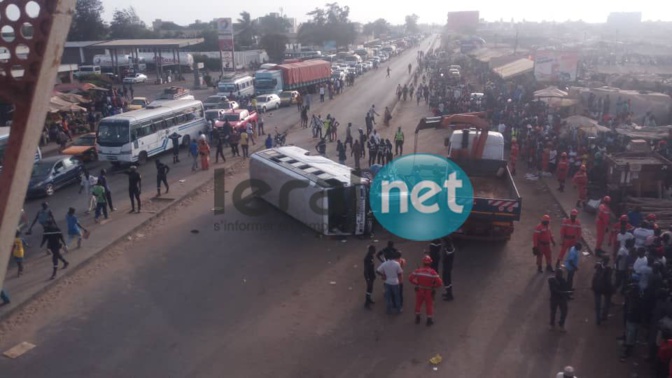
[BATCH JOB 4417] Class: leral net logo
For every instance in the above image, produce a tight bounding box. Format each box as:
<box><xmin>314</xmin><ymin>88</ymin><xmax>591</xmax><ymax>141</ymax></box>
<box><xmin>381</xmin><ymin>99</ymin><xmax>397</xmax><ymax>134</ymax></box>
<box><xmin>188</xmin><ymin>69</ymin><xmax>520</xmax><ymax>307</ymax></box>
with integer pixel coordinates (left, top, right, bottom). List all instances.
<box><xmin>369</xmin><ymin>154</ymin><xmax>474</xmax><ymax>241</ymax></box>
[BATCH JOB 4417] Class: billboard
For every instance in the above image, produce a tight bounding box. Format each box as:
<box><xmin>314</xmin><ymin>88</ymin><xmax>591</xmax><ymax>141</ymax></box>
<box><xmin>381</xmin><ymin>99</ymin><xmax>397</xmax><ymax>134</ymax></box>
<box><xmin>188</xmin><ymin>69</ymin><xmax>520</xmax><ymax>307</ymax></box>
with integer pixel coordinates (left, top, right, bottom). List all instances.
<box><xmin>534</xmin><ymin>51</ymin><xmax>579</xmax><ymax>82</ymax></box>
<box><xmin>217</xmin><ymin>18</ymin><xmax>234</xmax><ymax>70</ymax></box>
<box><xmin>447</xmin><ymin>11</ymin><xmax>479</xmax><ymax>32</ymax></box>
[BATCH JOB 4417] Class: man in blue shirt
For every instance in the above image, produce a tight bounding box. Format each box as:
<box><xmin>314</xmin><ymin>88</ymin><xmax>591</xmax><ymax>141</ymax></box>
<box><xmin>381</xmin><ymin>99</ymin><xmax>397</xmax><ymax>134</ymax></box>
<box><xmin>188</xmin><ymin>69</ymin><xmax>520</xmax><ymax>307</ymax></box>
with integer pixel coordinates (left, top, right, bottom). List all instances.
<box><xmin>66</xmin><ymin>207</ymin><xmax>88</xmax><ymax>249</ymax></box>
<box><xmin>628</xmin><ymin>207</ymin><xmax>643</xmax><ymax>228</ymax></box>
<box><xmin>564</xmin><ymin>243</ymin><xmax>582</xmax><ymax>291</ymax></box>
<box><xmin>189</xmin><ymin>139</ymin><xmax>199</xmax><ymax>171</ymax></box>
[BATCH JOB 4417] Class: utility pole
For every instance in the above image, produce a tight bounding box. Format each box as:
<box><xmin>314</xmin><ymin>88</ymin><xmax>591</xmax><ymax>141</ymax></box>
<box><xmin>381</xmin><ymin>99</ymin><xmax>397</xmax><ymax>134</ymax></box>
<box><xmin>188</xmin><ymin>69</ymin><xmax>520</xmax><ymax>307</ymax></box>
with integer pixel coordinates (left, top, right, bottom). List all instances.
<box><xmin>0</xmin><ymin>0</ymin><xmax>76</xmax><ymax>302</ymax></box>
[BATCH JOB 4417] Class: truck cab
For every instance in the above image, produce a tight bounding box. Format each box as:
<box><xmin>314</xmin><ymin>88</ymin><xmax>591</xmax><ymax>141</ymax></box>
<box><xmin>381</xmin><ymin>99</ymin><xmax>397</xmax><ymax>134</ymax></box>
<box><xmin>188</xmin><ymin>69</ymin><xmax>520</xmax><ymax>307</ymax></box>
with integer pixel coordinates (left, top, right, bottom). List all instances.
<box><xmin>447</xmin><ymin>130</ymin><xmax>505</xmax><ymax>160</ymax></box>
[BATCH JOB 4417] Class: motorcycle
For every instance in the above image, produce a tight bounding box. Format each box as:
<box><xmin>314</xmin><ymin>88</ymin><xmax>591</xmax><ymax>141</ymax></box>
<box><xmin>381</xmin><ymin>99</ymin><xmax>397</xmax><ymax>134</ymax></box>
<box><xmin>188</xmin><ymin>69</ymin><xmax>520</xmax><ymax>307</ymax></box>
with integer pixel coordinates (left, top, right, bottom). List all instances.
<box><xmin>273</xmin><ymin>130</ymin><xmax>287</xmax><ymax>147</ymax></box>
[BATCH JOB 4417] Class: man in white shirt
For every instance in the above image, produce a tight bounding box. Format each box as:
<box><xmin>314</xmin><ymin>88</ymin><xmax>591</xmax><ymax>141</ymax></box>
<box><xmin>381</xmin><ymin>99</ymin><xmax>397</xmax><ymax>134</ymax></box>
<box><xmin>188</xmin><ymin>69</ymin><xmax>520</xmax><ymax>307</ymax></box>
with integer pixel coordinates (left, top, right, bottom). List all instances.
<box><xmin>633</xmin><ymin>222</ymin><xmax>654</xmax><ymax>248</ymax></box>
<box><xmin>377</xmin><ymin>259</ymin><xmax>403</xmax><ymax>314</ymax></box>
<box><xmin>633</xmin><ymin>248</ymin><xmax>649</xmax><ymax>273</ymax></box>
<box><xmin>616</xmin><ymin>230</ymin><xmax>634</xmax><ymax>249</ymax></box>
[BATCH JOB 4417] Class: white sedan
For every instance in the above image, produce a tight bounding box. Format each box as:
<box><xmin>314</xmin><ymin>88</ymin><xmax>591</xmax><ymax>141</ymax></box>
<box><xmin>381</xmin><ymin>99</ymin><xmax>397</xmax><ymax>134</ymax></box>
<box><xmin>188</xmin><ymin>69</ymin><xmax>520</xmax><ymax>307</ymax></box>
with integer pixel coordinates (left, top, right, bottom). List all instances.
<box><xmin>255</xmin><ymin>94</ymin><xmax>281</xmax><ymax>112</ymax></box>
<box><xmin>123</xmin><ymin>73</ymin><xmax>148</xmax><ymax>84</ymax></box>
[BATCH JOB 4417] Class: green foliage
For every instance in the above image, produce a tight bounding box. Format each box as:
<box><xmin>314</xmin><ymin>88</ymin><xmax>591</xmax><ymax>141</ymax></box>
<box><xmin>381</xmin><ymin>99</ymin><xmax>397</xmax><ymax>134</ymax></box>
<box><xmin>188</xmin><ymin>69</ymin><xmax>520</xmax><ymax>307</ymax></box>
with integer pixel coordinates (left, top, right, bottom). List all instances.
<box><xmin>298</xmin><ymin>2</ymin><xmax>357</xmax><ymax>49</ymax></box>
<box><xmin>109</xmin><ymin>7</ymin><xmax>155</xmax><ymax>39</ymax></box>
<box><xmin>68</xmin><ymin>0</ymin><xmax>108</xmax><ymax>41</ymax></box>
<box><xmin>235</xmin><ymin>11</ymin><xmax>256</xmax><ymax>49</ymax></box>
<box><xmin>259</xmin><ymin>34</ymin><xmax>288</xmax><ymax>63</ymax></box>
<box><xmin>363</xmin><ymin>18</ymin><xmax>391</xmax><ymax>38</ymax></box>
<box><xmin>405</xmin><ymin>14</ymin><xmax>420</xmax><ymax>34</ymax></box>
<box><xmin>193</xmin><ymin>54</ymin><xmax>222</xmax><ymax>71</ymax></box>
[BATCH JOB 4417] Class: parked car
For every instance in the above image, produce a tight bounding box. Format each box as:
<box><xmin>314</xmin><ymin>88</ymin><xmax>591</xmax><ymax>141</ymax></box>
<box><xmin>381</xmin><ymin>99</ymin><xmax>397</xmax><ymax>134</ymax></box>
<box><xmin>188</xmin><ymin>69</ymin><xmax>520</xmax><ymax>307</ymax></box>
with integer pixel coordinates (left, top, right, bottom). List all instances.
<box><xmin>27</xmin><ymin>156</ymin><xmax>83</xmax><ymax>197</ymax></box>
<box><xmin>205</xmin><ymin>109</ymin><xmax>227</xmax><ymax>123</ymax></box>
<box><xmin>61</xmin><ymin>133</ymin><xmax>98</xmax><ymax>162</ymax></box>
<box><xmin>214</xmin><ymin>109</ymin><xmax>258</xmax><ymax>132</ymax></box>
<box><xmin>255</xmin><ymin>94</ymin><xmax>281</xmax><ymax>112</ymax></box>
<box><xmin>123</xmin><ymin>73</ymin><xmax>148</xmax><ymax>84</ymax></box>
<box><xmin>127</xmin><ymin>97</ymin><xmax>149</xmax><ymax>111</ymax></box>
<box><xmin>278</xmin><ymin>91</ymin><xmax>299</xmax><ymax>107</ymax></box>
<box><xmin>203</xmin><ymin>95</ymin><xmax>239</xmax><ymax>110</ymax></box>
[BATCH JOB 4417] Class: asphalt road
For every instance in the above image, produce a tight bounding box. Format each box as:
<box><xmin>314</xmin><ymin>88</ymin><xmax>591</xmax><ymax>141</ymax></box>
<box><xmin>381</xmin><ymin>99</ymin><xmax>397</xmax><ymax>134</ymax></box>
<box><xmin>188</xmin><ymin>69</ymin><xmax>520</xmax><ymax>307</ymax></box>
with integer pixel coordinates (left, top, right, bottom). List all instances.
<box><xmin>3</xmin><ymin>36</ymin><xmax>638</xmax><ymax>377</ymax></box>
<box><xmin>19</xmin><ymin>38</ymin><xmax>429</xmax><ymax>260</ymax></box>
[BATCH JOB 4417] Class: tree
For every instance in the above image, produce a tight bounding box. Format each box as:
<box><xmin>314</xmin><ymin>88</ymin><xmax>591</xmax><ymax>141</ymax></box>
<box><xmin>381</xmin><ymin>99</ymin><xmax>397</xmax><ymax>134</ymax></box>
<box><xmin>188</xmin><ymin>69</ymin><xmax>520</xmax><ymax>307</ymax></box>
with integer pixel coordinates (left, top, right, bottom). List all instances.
<box><xmin>109</xmin><ymin>7</ymin><xmax>154</xmax><ymax>39</ymax></box>
<box><xmin>235</xmin><ymin>11</ymin><xmax>256</xmax><ymax>49</ymax></box>
<box><xmin>257</xmin><ymin>13</ymin><xmax>291</xmax><ymax>35</ymax></box>
<box><xmin>298</xmin><ymin>3</ymin><xmax>356</xmax><ymax>49</ymax></box>
<box><xmin>363</xmin><ymin>18</ymin><xmax>391</xmax><ymax>38</ymax></box>
<box><xmin>259</xmin><ymin>34</ymin><xmax>288</xmax><ymax>63</ymax></box>
<box><xmin>405</xmin><ymin>14</ymin><xmax>420</xmax><ymax>34</ymax></box>
<box><xmin>68</xmin><ymin>0</ymin><xmax>108</xmax><ymax>41</ymax></box>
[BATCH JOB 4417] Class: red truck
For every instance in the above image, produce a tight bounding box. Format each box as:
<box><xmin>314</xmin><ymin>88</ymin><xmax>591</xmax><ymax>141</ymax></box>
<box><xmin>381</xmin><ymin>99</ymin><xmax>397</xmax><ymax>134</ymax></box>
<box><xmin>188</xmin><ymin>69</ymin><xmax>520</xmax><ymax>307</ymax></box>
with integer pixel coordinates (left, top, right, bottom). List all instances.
<box><xmin>272</xmin><ymin>60</ymin><xmax>332</xmax><ymax>91</ymax></box>
<box><xmin>214</xmin><ymin>109</ymin><xmax>258</xmax><ymax>131</ymax></box>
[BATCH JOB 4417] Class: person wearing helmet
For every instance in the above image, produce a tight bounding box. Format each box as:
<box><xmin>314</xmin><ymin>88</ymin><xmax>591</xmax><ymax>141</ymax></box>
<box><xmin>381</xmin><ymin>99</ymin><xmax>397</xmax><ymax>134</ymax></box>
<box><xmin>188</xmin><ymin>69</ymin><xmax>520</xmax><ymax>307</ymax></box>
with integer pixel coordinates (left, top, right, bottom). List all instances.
<box><xmin>409</xmin><ymin>255</ymin><xmax>443</xmax><ymax>326</ymax></box>
<box><xmin>645</xmin><ymin>213</ymin><xmax>659</xmax><ymax>231</ymax></box>
<box><xmin>572</xmin><ymin>165</ymin><xmax>588</xmax><ymax>208</ymax></box>
<box><xmin>558</xmin><ymin>209</ymin><xmax>582</xmax><ymax>268</ymax></box>
<box><xmin>595</xmin><ymin>196</ymin><xmax>612</xmax><ymax>253</ymax></box>
<box><xmin>556</xmin><ymin>152</ymin><xmax>570</xmax><ymax>192</ymax></box>
<box><xmin>534</xmin><ymin>215</ymin><xmax>557</xmax><ymax>273</ymax></box>
<box><xmin>508</xmin><ymin>137</ymin><xmax>519</xmax><ymax>175</ymax></box>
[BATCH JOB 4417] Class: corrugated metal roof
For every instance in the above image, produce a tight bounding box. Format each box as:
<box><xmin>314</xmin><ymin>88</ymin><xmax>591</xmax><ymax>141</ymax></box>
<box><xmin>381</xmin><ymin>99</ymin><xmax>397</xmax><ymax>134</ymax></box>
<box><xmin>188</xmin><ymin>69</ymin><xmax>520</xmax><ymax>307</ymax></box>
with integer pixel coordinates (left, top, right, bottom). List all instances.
<box><xmin>65</xmin><ymin>41</ymin><xmax>103</xmax><ymax>48</ymax></box>
<box><xmin>92</xmin><ymin>39</ymin><xmax>204</xmax><ymax>48</ymax></box>
<box><xmin>470</xmin><ymin>48</ymin><xmax>514</xmax><ymax>63</ymax></box>
<box><xmin>492</xmin><ymin>58</ymin><xmax>534</xmax><ymax>79</ymax></box>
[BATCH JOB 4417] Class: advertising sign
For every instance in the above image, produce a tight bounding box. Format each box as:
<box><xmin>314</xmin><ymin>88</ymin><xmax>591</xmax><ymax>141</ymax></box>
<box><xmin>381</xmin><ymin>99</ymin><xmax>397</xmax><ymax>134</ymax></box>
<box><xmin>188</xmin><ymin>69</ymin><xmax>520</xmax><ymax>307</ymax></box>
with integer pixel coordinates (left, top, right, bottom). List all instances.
<box><xmin>534</xmin><ymin>51</ymin><xmax>579</xmax><ymax>82</ymax></box>
<box><xmin>217</xmin><ymin>18</ymin><xmax>233</xmax><ymax>35</ymax></box>
<box><xmin>218</xmin><ymin>37</ymin><xmax>234</xmax><ymax>51</ymax></box>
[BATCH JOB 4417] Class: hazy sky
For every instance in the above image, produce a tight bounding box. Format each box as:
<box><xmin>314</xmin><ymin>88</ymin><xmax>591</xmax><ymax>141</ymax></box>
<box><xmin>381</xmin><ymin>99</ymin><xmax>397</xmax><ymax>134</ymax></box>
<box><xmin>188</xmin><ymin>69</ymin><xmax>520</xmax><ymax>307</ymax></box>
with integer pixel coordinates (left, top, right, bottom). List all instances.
<box><xmin>100</xmin><ymin>0</ymin><xmax>668</xmax><ymax>27</ymax></box>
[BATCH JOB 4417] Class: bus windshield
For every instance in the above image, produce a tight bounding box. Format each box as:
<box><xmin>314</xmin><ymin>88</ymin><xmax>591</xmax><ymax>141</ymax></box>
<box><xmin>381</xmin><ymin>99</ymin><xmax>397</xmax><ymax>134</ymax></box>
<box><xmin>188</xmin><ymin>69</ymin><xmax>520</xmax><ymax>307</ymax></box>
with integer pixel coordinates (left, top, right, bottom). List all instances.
<box><xmin>219</xmin><ymin>84</ymin><xmax>236</xmax><ymax>93</ymax></box>
<box><xmin>254</xmin><ymin>79</ymin><xmax>274</xmax><ymax>89</ymax></box>
<box><xmin>97</xmin><ymin>120</ymin><xmax>130</xmax><ymax>146</ymax></box>
<box><xmin>223</xmin><ymin>114</ymin><xmax>240</xmax><ymax>122</ymax></box>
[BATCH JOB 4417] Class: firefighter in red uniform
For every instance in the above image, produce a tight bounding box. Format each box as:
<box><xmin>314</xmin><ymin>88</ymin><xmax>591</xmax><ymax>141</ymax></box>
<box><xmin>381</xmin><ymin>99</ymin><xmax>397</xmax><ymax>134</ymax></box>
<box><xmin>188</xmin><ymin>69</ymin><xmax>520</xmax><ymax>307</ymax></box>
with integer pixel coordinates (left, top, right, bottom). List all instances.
<box><xmin>409</xmin><ymin>255</ymin><xmax>443</xmax><ymax>326</ymax></box>
<box><xmin>572</xmin><ymin>165</ymin><xmax>588</xmax><ymax>208</ymax></box>
<box><xmin>557</xmin><ymin>209</ymin><xmax>582</xmax><ymax>268</ymax></box>
<box><xmin>556</xmin><ymin>152</ymin><xmax>569</xmax><ymax>192</ymax></box>
<box><xmin>509</xmin><ymin>137</ymin><xmax>519</xmax><ymax>175</ymax></box>
<box><xmin>646</xmin><ymin>213</ymin><xmax>659</xmax><ymax>231</ymax></box>
<box><xmin>595</xmin><ymin>196</ymin><xmax>611</xmax><ymax>253</ymax></box>
<box><xmin>533</xmin><ymin>215</ymin><xmax>556</xmax><ymax>273</ymax></box>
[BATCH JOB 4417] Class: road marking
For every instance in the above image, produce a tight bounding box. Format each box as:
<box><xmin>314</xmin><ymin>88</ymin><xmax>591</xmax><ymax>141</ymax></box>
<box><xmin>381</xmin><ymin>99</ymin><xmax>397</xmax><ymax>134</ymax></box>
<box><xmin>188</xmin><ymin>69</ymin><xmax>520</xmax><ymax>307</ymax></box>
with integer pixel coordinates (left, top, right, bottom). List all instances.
<box><xmin>3</xmin><ymin>342</ymin><xmax>36</xmax><ymax>359</ymax></box>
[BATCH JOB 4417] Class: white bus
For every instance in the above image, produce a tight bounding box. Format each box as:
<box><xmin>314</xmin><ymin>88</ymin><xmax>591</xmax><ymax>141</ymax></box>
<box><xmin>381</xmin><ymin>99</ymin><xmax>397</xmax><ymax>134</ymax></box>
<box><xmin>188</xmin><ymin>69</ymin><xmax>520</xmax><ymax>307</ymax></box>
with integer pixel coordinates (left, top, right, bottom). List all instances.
<box><xmin>217</xmin><ymin>75</ymin><xmax>255</xmax><ymax>98</ymax></box>
<box><xmin>0</xmin><ymin>126</ymin><xmax>41</xmax><ymax>172</ymax></box>
<box><xmin>96</xmin><ymin>100</ymin><xmax>207</xmax><ymax>165</ymax></box>
<box><xmin>249</xmin><ymin>146</ymin><xmax>371</xmax><ymax>236</ymax></box>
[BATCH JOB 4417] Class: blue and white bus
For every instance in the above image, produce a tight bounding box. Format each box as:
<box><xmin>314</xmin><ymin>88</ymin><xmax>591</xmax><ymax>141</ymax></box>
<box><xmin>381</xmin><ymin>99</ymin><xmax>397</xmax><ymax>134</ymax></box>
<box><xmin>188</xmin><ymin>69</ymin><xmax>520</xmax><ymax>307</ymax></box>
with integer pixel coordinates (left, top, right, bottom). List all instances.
<box><xmin>96</xmin><ymin>100</ymin><xmax>207</xmax><ymax>165</ymax></box>
<box><xmin>0</xmin><ymin>126</ymin><xmax>41</xmax><ymax>172</ymax></box>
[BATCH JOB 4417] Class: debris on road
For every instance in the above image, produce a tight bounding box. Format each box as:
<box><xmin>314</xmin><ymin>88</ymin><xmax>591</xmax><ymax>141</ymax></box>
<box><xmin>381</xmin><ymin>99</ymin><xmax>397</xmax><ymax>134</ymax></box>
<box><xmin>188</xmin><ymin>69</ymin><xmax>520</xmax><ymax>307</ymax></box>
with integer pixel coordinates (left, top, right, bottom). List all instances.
<box><xmin>3</xmin><ymin>341</ymin><xmax>36</xmax><ymax>358</ymax></box>
<box><xmin>429</xmin><ymin>354</ymin><xmax>442</xmax><ymax>365</ymax></box>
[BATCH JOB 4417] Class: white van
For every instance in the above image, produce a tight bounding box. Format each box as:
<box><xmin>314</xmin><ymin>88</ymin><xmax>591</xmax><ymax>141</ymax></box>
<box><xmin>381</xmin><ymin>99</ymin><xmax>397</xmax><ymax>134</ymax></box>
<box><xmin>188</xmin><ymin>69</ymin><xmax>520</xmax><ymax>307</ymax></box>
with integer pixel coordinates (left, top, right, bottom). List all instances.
<box><xmin>447</xmin><ymin>130</ymin><xmax>505</xmax><ymax>160</ymax></box>
<box><xmin>74</xmin><ymin>65</ymin><xmax>101</xmax><ymax>78</ymax></box>
<box><xmin>218</xmin><ymin>75</ymin><xmax>255</xmax><ymax>98</ymax></box>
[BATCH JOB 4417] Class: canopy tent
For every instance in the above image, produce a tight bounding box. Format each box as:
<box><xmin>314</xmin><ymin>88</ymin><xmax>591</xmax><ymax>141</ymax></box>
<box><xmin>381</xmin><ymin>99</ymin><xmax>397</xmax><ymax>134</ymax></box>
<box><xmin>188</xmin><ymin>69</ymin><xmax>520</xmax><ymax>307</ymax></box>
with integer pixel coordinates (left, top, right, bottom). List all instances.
<box><xmin>534</xmin><ymin>86</ymin><xmax>568</xmax><ymax>98</ymax></box>
<box><xmin>562</xmin><ymin>115</ymin><xmax>610</xmax><ymax>136</ymax></box>
<box><xmin>539</xmin><ymin>97</ymin><xmax>578</xmax><ymax>108</ymax></box>
<box><xmin>53</xmin><ymin>91</ymin><xmax>90</xmax><ymax>104</ymax></box>
<box><xmin>54</xmin><ymin>82</ymin><xmax>107</xmax><ymax>93</ymax></box>
<box><xmin>491</xmin><ymin>58</ymin><xmax>534</xmax><ymax>80</ymax></box>
<box><xmin>615</xmin><ymin>125</ymin><xmax>672</xmax><ymax>141</ymax></box>
<box><xmin>48</xmin><ymin>96</ymin><xmax>87</xmax><ymax>113</ymax></box>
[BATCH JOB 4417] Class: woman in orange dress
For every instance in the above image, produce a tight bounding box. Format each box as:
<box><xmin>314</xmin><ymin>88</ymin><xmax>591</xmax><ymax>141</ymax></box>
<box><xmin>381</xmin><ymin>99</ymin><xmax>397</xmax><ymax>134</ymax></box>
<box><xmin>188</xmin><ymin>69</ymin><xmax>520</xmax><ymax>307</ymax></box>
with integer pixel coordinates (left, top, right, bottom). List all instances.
<box><xmin>198</xmin><ymin>136</ymin><xmax>211</xmax><ymax>170</ymax></box>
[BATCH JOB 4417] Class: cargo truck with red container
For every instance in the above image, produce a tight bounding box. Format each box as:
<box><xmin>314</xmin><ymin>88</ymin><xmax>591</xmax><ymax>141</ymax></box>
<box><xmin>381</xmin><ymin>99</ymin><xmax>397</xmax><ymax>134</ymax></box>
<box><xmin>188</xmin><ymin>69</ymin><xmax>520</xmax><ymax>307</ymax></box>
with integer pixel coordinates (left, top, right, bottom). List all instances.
<box><xmin>254</xmin><ymin>60</ymin><xmax>332</xmax><ymax>96</ymax></box>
